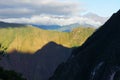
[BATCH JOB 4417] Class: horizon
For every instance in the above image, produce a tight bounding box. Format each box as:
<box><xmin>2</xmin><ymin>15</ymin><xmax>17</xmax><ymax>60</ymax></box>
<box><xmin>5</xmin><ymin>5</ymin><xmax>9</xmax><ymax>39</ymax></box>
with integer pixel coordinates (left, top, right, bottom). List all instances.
<box><xmin>0</xmin><ymin>0</ymin><xmax>119</xmax><ymax>27</ymax></box>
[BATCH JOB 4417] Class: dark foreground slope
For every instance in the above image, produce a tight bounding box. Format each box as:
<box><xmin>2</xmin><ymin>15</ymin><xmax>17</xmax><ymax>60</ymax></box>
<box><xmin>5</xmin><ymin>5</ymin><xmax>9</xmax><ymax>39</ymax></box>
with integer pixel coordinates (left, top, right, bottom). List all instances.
<box><xmin>49</xmin><ymin>10</ymin><xmax>120</xmax><ymax>80</ymax></box>
<box><xmin>0</xmin><ymin>42</ymin><xmax>72</xmax><ymax>80</ymax></box>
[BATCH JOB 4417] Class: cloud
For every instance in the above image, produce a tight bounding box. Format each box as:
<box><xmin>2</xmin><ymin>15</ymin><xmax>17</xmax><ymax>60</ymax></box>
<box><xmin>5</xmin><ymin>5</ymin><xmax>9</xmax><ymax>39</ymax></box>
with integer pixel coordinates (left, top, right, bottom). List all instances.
<box><xmin>0</xmin><ymin>14</ymin><xmax>103</xmax><ymax>27</ymax></box>
<box><xmin>0</xmin><ymin>0</ymin><xmax>108</xmax><ymax>27</ymax></box>
<box><xmin>0</xmin><ymin>8</ymin><xmax>33</xmax><ymax>18</ymax></box>
<box><xmin>0</xmin><ymin>0</ymin><xmax>83</xmax><ymax>18</ymax></box>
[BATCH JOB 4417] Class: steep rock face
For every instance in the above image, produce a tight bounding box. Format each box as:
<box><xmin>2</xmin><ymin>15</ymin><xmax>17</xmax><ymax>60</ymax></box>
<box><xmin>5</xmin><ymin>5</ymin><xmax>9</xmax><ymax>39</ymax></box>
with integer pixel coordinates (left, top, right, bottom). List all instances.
<box><xmin>0</xmin><ymin>42</ymin><xmax>72</xmax><ymax>80</ymax></box>
<box><xmin>49</xmin><ymin>10</ymin><xmax>120</xmax><ymax>80</ymax></box>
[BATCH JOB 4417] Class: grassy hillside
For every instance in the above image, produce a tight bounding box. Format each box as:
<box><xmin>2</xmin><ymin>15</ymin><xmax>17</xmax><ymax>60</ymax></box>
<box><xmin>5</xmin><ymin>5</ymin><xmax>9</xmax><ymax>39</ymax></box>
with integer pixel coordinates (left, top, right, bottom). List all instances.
<box><xmin>0</xmin><ymin>25</ymin><xmax>94</xmax><ymax>53</ymax></box>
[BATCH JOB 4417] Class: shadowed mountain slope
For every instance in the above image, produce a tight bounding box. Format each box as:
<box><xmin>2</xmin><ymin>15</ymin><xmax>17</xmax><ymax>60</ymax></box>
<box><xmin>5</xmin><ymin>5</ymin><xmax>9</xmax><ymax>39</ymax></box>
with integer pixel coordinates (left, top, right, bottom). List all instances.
<box><xmin>0</xmin><ymin>42</ymin><xmax>72</xmax><ymax>80</ymax></box>
<box><xmin>49</xmin><ymin>10</ymin><xmax>120</xmax><ymax>80</ymax></box>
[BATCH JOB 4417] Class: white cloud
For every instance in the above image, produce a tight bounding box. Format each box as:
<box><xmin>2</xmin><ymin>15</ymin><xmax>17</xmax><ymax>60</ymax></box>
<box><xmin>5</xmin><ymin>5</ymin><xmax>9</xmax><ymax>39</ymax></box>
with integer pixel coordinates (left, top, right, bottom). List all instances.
<box><xmin>0</xmin><ymin>15</ymin><xmax>103</xmax><ymax>27</ymax></box>
<box><xmin>0</xmin><ymin>8</ymin><xmax>33</xmax><ymax>14</ymax></box>
<box><xmin>0</xmin><ymin>0</ymin><xmax>82</xmax><ymax>18</ymax></box>
<box><xmin>0</xmin><ymin>0</ymin><xmax>107</xmax><ymax>27</ymax></box>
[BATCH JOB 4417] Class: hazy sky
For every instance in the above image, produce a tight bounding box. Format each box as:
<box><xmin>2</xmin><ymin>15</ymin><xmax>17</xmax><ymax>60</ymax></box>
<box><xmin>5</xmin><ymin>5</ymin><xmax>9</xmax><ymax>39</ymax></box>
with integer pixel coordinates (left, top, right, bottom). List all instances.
<box><xmin>0</xmin><ymin>0</ymin><xmax>119</xmax><ymax>27</ymax></box>
<box><xmin>78</xmin><ymin>0</ymin><xmax>120</xmax><ymax>17</ymax></box>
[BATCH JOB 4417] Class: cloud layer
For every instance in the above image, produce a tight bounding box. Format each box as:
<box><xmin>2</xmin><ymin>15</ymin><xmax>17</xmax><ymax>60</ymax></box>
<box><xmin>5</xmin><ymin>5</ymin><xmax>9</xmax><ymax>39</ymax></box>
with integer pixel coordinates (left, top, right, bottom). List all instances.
<box><xmin>0</xmin><ymin>15</ymin><xmax>106</xmax><ymax>27</ymax></box>
<box><xmin>0</xmin><ymin>0</ymin><xmax>82</xmax><ymax>18</ymax></box>
<box><xmin>0</xmin><ymin>0</ymin><xmax>108</xmax><ymax>27</ymax></box>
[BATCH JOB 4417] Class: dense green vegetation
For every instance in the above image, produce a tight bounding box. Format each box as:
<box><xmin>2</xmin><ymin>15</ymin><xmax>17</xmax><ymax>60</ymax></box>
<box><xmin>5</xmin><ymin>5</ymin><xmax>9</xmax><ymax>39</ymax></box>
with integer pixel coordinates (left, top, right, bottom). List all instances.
<box><xmin>0</xmin><ymin>25</ymin><xmax>94</xmax><ymax>53</ymax></box>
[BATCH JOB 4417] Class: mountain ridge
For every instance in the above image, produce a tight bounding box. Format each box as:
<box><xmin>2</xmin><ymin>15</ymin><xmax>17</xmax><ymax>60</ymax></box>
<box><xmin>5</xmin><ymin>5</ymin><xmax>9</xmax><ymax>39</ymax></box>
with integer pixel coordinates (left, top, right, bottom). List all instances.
<box><xmin>32</xmin><ymin>23</ymin><xmax>94</xmax><ymax>32</ymax></box>
<box><xmin>0</xmin><ymin>21</ymin><xmax>26</xmax><ymax>28</ymax></box>
<box><xmin>0</xmin><ymin>42</ymin><xmax>72</xmax><ymax>80</ymax></box>
<box><xmin>49</xmin><ymin>10</ymin><xmax>120</xmax><ymax>80</ymax></box>
<box><xmin>0</xmin><ymin>23</ymin><xmax>94</xmax><ymax>53</ymax></box>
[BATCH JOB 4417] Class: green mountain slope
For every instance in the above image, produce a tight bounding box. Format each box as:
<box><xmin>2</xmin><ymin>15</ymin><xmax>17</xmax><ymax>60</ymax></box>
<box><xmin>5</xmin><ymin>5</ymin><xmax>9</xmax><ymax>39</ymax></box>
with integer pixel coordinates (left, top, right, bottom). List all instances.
<box><xmin>0</xmin><ymin>25</ymin><xmax>94</xmax><ymax>53</ymax></box>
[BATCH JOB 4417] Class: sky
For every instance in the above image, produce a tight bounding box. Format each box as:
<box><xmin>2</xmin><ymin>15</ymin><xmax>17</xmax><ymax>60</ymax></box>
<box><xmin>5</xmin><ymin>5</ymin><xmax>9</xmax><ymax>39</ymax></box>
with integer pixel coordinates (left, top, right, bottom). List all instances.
<box><xmin>0</xmin><ymin>0</ymin><xmax>119</xmax><ymax>27</ymax></box>
<box><xmin>78</xmin><ymin>0</ymin><xmax>120</xmax><ymax>17</ymax></box>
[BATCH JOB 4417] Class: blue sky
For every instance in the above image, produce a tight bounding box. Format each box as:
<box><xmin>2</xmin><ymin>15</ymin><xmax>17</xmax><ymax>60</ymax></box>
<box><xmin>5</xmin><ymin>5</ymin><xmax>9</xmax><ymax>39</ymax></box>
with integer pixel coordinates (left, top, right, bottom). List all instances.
<box><xmin>77</xmin><ymin>0</ymin><xmax>120</xmax><ymax>17</ymax></box>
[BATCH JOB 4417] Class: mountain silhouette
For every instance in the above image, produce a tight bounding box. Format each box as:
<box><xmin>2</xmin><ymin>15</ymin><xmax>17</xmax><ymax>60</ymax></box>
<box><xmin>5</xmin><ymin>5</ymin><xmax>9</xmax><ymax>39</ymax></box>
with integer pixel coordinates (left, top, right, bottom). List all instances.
<box><xmin>49</xmin><ymin>10</ymin><xmax>120</xmax><ymax>80</ymax></box>
<box><xmin>0</xmin><ymin>42</ymin><xmax>72</xmax><ymax>80</ymax></box>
